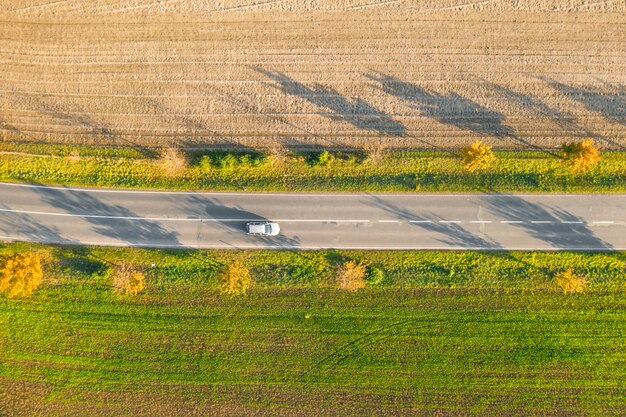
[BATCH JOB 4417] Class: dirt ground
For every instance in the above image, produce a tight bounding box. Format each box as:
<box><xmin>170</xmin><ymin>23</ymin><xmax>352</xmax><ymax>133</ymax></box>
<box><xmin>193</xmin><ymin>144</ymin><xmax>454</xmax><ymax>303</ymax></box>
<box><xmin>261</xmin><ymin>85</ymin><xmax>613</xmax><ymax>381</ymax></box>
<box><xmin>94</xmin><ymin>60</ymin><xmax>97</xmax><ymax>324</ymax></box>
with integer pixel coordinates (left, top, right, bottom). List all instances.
<box><xmin>1</xmin><ymin>1</ymin><xmax>625</xmax><ymax>150</ymax></box>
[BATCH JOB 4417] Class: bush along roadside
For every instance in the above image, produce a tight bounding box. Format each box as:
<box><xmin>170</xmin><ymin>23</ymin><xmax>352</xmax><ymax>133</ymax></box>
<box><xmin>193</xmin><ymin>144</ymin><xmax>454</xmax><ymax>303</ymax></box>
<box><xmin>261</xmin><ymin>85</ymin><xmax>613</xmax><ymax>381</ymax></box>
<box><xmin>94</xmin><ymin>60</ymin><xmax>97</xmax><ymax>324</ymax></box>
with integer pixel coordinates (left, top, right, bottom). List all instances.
<box><xmin>2</xmin><ymin>244</ymin><xmax>625</xmax><ymax>298</ymax></box>
<box><xmin>1</xmin><ymin>142</ymin><xmax>626</xmax><ymax>192</ymax></box>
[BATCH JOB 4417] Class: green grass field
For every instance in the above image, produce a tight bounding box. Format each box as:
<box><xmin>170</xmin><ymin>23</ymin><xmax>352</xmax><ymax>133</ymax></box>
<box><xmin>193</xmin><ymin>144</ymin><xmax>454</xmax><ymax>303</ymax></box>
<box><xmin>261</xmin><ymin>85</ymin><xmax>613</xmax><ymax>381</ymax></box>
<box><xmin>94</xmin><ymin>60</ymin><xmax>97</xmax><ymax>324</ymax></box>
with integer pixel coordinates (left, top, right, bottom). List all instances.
<box><xmin>1</xmin><ymin>244</ymin><xmax>625</xmax><ymax>415</ymax></box>
<box><xmin>2</xmin><ymin>143</ymin><xmax>626</xmax><ymax>192</ymax></box>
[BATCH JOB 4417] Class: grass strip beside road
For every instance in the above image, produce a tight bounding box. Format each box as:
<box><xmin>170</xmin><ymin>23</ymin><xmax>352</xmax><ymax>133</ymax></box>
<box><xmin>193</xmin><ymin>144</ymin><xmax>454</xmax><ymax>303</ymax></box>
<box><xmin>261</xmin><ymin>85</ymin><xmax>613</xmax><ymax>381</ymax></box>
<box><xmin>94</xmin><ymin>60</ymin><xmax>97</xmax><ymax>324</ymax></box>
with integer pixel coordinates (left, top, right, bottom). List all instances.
<box><xmin>1</xmin><ymin>243</ymin><xmax>625</xmax><ymax>415</ymax></box>
<box><xmin>2</xmin><ymin>144</ymin><xmax>626</xmax><ymax>192</ymax></box>
<box><xmin>3</xmin><ymin>243</ymin><xmax>626</xmax><ymax>291</ymax></box>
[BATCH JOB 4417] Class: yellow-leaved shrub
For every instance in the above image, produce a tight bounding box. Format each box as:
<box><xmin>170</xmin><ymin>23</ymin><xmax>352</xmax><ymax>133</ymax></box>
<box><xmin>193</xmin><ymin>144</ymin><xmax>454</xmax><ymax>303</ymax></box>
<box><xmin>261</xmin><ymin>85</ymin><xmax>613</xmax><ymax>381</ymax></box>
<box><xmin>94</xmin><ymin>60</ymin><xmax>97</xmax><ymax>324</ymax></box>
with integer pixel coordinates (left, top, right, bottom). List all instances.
<box><xmin>561</xmin><ymin>139</ymin><xmax>601</xmax><ymax>172</ymax></box>
<box><xmin>220</xmin><ymin>261</ymin><xmax>252</xmax><ymax>296</ymax></box>
<box><xmin>555</xmin><ymin>270</ymin><xmax>587</xmax><ymax>294</ymax></box>
<box><xmin>0</xmin><ymin>253</ymin><xmax>43</xmax><ymax>298</ymax></box>
<box><xmin>461</xmin><ymin>140</ymin><xmax>496</xmax><ymax>172</ymax></box>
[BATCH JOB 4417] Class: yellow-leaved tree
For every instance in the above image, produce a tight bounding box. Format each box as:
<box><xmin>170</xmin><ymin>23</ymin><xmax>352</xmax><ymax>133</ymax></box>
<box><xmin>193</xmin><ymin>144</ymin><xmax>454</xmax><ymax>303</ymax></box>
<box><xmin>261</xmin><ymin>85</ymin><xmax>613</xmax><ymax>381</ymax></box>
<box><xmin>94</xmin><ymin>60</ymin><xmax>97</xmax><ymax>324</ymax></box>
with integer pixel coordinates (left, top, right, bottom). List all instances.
<box><xmin>461</xmin><ymin>140</ymin><xmax>496</xmax><ymax>172</ymax></box>
<box><xmin>561</xmin><ymin>139</ymin><xmax>601</xmax><ymax>172</ymax></box>
<box><xmin>220</xmin><ymin>260</ymin><xmax>252</xmax><ymax>296</ymax></box>
<box><xmin>112</xmin><ymin>263</ymin><xmax>145</xmax><ymax>296</ymax></box>
<box><xmin>0</xmin><ymin>253</ymin><xmax>43</xmax><ymax>298</ymax></box>
<box><xmin>337</xmin><ymin>260</ymin><xmax>367</xmax><ymax>292</ymax></box>
<box><xmin>555</xmin><ymin>270</ymin><xmax>587</xmax><ymax>294</ymax></box>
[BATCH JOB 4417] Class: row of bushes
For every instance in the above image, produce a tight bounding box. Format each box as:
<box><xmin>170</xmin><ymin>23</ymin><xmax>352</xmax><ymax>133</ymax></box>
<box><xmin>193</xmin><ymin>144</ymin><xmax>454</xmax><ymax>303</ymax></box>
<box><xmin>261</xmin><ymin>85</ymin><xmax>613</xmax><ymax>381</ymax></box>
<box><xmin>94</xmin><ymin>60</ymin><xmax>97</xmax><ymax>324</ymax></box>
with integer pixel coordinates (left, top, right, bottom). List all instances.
<box><xmin>462</xmin><ymin>139</ymin><xmax>601</xmax><ymax>173</ymax></box>
<box><xmin>0</xmin><ymin>252</ymin><xmax>384</xmax><ymax>298</ymax></box>
<box><xmin>2</xmin><ymin>140</ymin><xmax>622</xmax><ymax>192</ymax></box>
<box><xmin>1</xmin><ymin>249</ymin><xmax>608</xmax><ymax>300</ymax></box>
<box><xmin>162</xmin><ymin>148</ymin><xmax>365</xmax><ymax>174</ymax></box>
<box><xmin>161</xmin><ymin>139</ymin><xmax>602</xmax><ymax>175</ymax></box>
<box><xmin>26</xmin><ymin>138</ymin><xmax>599</xmax><ymax>173</ymax></box>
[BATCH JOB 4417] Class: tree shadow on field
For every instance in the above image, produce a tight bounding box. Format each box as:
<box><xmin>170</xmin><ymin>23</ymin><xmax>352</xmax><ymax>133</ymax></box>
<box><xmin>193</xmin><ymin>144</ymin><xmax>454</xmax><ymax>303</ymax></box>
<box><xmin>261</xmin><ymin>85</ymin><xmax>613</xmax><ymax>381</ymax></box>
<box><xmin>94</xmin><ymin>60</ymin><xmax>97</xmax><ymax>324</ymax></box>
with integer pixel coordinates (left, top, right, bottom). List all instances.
<box><xmin>139</xmin><ymin>97</ymin><xmax>238</xmax><ymax>148</ymax></box>
<box><xmin>2</xmin><ymin>86</ymin><xmax>156</xmax><ymax>157</ymax></box>
<box><xmin>478</xmin><ymin>79</ymin><xmax>617</xmax><ymax>151</ymax></box>
<box><xmin>484</xmin><ymin>194</ymin><xmax>613</xmax><ymax>250</ymax></box>
<box><xmin>146</xmin><ymin>82</ymin><xmax>350</xmax><ymax>150</ymax></box>
<box><xmin>7</xmin><ymin>88</ymin><xmax>113</xmax><ymax>138</ymax></box>
<box><xmin>537</xmin><ymin>77</ymin><xmax>626</xmax><ymax>148</ymax></box>
<box><xmin>56</xmin><ymin>246</ymin><xmax>108</xmax><ymax>277</ymax></box>
<box><xmin>0</xmin><ymin>116</ymin><xmax>26</xmax><ymax>140</ymax></box>
<box><xmin>196</xmin><ymin>83</ymin><xmax>349</xmax><ymax>149</ymax></box>
<box><xmin>31</xmin><ymin>185</ymin><xmax>182</xmax><ymax>247</ymax></box>
<box><xmin>254</xmin><ymin>67</ymin><xmax>406</xmax><ymax>138</ymax></box>
<box><xmin>367</xmin><ymin>196</ymin><xmax>502</xmax><ymax>249</ymax></box>
<box><xmin>365</xmin><ymin>70</ymin><xmax>546</xmax><ymax>151</ymax></box>
<box><xmin>174</xmin><ymin>194</ymin><xmax>301</xmax><ymax>249</ymax></box>
<box><xmin>540</xmin><ymin>77</ymin><xmax>626</xmax><ymax>126</ymax></box>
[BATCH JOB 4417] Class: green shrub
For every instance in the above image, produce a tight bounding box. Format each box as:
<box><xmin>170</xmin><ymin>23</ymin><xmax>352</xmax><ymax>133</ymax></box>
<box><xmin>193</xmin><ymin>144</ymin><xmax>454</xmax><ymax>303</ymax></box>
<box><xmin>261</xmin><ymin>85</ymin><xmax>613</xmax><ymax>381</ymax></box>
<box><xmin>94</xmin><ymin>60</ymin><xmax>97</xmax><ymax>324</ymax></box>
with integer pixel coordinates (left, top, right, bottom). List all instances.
<box><xmin>198</xmin><ymin>155</ymin><xmax>213</xmax><ymax>172</ymax></box>
<box><xmin>312</xmin><ymin>150</ymin><xmax>334</xmax><ymax>167</ymax></box>
<box><xmin>242</xmin><ymin>152</ymin><xmax>268</xmax><ymax>167</ymax></box>
<box><xmin>219</xmin><ymin>154</ymin><xmax>238</xmax><ymax>170</ymax></box>
<box><xmin>291</xmin><ymin>252</ymin><xmax>330</xmax><ymax>285</ymax></box>
<box><xmin>365</xmin><ymin>266</ymin><xmax>385</xmax><ymax>285</ymax></box>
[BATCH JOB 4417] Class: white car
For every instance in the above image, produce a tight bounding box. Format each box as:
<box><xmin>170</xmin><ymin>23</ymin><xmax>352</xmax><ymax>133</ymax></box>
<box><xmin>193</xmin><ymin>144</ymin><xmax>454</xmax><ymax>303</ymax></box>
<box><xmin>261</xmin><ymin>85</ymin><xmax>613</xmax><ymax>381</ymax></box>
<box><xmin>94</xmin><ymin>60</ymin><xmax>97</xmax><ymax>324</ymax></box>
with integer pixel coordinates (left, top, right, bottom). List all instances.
<box><xmin>246</xmin><ymin>222</ymin><xmax>280</xmax><ymax>236</ymax></box>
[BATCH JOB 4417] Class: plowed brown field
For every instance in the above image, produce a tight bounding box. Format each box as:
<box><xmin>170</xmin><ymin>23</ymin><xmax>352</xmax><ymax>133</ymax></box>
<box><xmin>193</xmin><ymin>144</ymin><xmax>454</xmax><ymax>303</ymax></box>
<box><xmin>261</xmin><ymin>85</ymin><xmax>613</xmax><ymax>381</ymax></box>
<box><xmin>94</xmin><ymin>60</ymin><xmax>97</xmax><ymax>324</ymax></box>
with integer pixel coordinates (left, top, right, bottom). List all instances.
<box><xmin>1</xmin><ymin>1</ymin><xmax>625</xmax><ymax>149</ymax></box>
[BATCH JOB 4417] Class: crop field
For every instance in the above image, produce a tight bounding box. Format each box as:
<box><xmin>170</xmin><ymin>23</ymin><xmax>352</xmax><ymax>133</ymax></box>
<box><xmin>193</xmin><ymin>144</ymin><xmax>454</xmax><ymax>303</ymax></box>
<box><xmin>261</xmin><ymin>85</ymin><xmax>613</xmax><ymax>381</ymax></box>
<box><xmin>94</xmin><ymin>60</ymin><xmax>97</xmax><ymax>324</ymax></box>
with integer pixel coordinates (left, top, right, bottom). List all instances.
<box><xmin>1</xmin><ymin>1</ymin><xmax>625</xmax><ymax>150</ymax></box>
<box><xmin>1</xmin><ymin>244</ymin><xmax>626</xmax><ymax>415</ymax></box>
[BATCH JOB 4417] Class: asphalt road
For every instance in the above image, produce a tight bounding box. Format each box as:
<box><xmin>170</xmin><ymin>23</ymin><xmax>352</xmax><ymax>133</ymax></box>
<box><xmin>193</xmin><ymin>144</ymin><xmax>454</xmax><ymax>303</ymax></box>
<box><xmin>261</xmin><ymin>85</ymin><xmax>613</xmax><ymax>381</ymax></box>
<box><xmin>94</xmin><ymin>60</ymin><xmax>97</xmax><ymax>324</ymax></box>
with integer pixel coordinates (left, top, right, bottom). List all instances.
<box><xmin>1</xmin><ymin>182</ymin><xmax>625</xmax><ymax>250</ymax></box>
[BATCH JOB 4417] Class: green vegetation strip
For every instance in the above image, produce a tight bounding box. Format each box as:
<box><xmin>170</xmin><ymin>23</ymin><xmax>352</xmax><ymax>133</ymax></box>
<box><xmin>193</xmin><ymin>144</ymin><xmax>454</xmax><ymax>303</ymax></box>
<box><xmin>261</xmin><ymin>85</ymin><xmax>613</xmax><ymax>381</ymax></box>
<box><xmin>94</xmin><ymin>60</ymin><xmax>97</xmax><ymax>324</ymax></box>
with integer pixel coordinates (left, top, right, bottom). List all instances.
<box><xmin>1</xmin><ymin>243</ymin><xmax>625</xmax><ymax>415</ymax></box>
<box><xmin>2</xmin><ymin>143</ymin><xmax>626</xmax><ymax>192</ymax></box>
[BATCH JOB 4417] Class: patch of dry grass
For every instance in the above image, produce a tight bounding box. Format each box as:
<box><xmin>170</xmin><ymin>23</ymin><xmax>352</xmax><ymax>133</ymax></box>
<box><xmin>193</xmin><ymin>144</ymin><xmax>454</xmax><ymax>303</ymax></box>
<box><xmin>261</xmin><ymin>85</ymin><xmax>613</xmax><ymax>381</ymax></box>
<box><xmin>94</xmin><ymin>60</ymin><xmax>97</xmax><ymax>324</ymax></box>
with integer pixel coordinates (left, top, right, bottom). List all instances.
<box><xmin>111</xmin><ymin>263</ymin><xmax>145</xmax><ymax>296</ymax></box>
<box><xmin>159</xmin><ymin>148</ymin><xmax>189</xmax><ymax>177</ymax></box>
<box><xmin>364</xmin><ymin>143</ymin><xmax>387</xmax><ymax>165</ymax></box>
<box><xmin>66</xmin><ymin>149</ymin><xmax>81</xmax><ymax>164</ymax></box>
<box><xmin>336</xmin><ymin>260</ymin><xmax>367</xmax><ymax>292</ymax></box>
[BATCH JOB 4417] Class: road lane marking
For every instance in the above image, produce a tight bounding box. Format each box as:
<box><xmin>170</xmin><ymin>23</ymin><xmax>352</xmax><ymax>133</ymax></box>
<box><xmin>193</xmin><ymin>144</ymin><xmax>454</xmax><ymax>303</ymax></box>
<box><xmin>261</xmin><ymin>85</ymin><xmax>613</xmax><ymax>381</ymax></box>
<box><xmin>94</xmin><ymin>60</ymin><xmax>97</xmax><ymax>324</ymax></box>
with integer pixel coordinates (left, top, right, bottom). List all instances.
<box><xmin>0</xmin><ymin>207</ymin><xmax>252</xmax><ymax>221</ymax></box>
<box><xmin>0</xmin><ymin>208</ymin><xmax>620</xmax><ymax>228</ymax></box>
<box><xmin>0</xmin><ymin>207</ymin><xmax>197</xmax><ymax>221</ymax></box>
<box><xmin>0</xmin><ymin>207</ymin><xmax>370</xmax><ymax>223</ymax></box>
<box><xmin>274</xmin><ymin>219</ymin><xmax>370</xmax><ymax>223</ymax></box>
